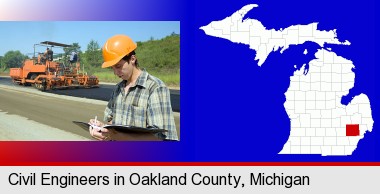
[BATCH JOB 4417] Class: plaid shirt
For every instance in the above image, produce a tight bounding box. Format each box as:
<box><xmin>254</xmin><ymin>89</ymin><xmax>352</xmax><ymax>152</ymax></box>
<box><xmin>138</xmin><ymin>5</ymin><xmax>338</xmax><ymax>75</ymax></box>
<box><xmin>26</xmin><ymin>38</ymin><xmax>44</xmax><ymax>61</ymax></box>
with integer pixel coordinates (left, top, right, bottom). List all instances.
<box><xmin>104</xmin><ymin>70</ymin><xmax>178</xmax><ymax>140</ymax></box>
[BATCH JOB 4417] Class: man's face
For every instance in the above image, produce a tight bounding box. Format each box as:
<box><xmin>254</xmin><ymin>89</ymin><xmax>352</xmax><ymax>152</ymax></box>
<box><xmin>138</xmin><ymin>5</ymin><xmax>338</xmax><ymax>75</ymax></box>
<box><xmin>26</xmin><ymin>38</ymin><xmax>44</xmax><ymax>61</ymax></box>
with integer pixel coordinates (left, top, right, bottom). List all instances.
<box><xmin>111</xmin><ymin>59</ymin><xmax>133</xmax><ymax>81</ymax></box>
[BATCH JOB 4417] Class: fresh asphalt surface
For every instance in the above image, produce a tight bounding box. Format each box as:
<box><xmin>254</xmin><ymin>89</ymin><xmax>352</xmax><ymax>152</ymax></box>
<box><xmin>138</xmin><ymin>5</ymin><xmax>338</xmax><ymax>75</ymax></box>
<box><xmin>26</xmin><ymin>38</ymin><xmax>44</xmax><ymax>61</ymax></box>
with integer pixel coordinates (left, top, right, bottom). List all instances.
<box><xmin>0</xmin><ymin>76</ymin><xmax>180</xmax><ymax>112</ymax></box>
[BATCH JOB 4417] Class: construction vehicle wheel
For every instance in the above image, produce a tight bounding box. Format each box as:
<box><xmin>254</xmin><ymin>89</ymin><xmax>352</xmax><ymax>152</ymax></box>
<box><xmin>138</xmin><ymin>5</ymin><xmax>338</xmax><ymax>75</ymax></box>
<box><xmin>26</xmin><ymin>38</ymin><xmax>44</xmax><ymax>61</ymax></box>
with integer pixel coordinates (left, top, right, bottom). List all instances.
<box><xmin>30</xmin><ymin>74</ymin><xmax>37</xmax><ymax>88</ymax></box>
<box><xmin>41</xmin><ymin>79</ymin><xmax>47</xmax><ymax>91</ymax></box>
<box><xmin>30</xmin><ymin>74</ymin><xmax>37</xmax><ymax>80</ymax></box>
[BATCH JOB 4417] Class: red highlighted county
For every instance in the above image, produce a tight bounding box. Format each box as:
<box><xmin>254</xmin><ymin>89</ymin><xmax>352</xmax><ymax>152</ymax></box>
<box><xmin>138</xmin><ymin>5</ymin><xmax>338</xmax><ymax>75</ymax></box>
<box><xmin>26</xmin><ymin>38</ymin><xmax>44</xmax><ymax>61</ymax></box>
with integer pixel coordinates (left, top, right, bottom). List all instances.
<box><xmin>346</xmin><ymin>124</ymin><xmax>360</xmax><ymax>136</ymax></box>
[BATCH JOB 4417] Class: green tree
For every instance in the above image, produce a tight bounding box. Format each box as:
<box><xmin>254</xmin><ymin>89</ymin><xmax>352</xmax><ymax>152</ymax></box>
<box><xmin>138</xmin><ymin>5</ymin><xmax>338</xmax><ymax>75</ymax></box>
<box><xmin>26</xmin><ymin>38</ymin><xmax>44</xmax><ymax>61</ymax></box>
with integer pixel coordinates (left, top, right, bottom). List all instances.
<box><xmin>2</xmin><ymin>51</ymin><xmax>28</xmax><ymax>68</ymax></box>
<box><xmin>0</xmin><ymin>56</ymin><xmax>3</xmax><ymax>70</ymax></box>
<box><xmin>83</xmin><ymin>40</ymin><xmax>102</xmax><ymax>68</ymax></box>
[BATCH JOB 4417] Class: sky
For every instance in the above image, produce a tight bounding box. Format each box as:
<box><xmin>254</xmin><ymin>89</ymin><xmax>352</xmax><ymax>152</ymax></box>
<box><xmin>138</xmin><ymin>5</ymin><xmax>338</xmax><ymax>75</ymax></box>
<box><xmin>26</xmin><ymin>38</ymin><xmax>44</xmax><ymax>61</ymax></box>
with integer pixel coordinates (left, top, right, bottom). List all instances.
<box><xmin>0</xmin><ymin>21</ymin><xmax>180</xmax><ymax>57</ymax></box>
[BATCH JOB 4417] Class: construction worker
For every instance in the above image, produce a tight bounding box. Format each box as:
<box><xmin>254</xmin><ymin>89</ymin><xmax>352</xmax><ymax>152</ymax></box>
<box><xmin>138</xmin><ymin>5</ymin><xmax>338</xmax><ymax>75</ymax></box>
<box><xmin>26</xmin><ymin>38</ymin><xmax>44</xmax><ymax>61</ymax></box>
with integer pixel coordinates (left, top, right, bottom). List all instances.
<box><xmin>88</xmin><ymin>34</ymin><xmax>178</xmax><ymax>141</ymax></box>
<box><xmin>44</xmin><ymin>48</ymin><xmax>53</xmax><ymax>61</ymax></box>
<box><xmin>69</xmin><ymin>51</ymin><xmax>77</xmax><ymax>63</ymax></box>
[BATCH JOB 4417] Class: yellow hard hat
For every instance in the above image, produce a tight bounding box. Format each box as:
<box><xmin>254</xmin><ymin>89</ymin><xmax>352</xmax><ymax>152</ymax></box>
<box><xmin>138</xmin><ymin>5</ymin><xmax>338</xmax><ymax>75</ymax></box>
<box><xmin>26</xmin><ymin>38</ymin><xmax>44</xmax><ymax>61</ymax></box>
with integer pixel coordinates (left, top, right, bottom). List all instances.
<box><xmin>102</xmin><ymin>34</ymin><xmax>137</xmax><ymax>68</ymax></box>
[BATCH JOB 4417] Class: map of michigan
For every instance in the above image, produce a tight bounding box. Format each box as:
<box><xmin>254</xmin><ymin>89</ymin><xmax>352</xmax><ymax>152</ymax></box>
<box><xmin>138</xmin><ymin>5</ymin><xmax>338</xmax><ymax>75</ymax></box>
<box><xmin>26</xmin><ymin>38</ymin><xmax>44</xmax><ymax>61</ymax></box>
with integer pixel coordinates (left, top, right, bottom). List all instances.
<box><xmin>199</xmin><ymin>4</ymin><xmax>350</xmax><ymax>66</ymax></box>
<box><xmin>280</xmin><ymin>49</ymin><xmax>373</xmax><ymax>155</ymax></box>
<box><xmin>200</xmin><ymin>4</ymin><xmax>373</xmax><ymax>156</ymax></box>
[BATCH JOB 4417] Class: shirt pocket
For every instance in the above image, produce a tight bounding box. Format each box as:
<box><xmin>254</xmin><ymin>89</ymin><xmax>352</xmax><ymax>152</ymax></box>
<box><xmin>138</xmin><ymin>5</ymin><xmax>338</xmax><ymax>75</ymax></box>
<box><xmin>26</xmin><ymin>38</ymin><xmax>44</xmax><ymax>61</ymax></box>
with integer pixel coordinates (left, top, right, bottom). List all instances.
<box><xmin>126</xmin><ymin>105</ymin><xmax>147</xmax><ymax>128</ymax></box>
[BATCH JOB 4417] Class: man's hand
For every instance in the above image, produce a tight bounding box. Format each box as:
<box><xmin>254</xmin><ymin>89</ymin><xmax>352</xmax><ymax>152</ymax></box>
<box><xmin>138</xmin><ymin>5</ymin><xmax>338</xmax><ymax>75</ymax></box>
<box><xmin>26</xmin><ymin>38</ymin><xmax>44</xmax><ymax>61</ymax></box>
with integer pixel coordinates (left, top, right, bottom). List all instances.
<box><xmin>88</xmin><ymin>119</ymin><xmax>112</xmax><ymax>141</ymax></box>
<box><xmin>88</xmin><ymin>119</ymin><xmax>161</xmax><ymax>141</ymax></box>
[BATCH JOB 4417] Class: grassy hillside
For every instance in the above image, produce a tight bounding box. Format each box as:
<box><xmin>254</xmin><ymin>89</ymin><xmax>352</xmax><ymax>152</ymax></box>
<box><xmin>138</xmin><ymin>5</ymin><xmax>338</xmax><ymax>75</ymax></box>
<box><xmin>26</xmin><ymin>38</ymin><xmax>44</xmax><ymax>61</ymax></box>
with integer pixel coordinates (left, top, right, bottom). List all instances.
<box><xmin>137</xmin><ymin>33</ymin><xmax>180</xmax><ymax>72</ymax></box>
<box><xmin>95</xmin><ymin>34</ymin><xmax>180</xmax><ymax>87</ymax></box>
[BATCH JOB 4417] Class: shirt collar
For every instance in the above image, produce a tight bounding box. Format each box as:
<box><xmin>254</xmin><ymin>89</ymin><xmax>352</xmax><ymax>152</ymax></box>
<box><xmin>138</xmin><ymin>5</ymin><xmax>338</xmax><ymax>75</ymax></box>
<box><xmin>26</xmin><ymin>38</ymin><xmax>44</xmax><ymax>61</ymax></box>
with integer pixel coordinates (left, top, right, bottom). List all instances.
<box><xmin>118</xmin><ymin>69</ymin><xmax>148</xmax><ymax>89</ymax></box>
<box><xmin>135</xmin><ymin>69</ymin><xmax>148</xmax><ymax>88</ymax></box>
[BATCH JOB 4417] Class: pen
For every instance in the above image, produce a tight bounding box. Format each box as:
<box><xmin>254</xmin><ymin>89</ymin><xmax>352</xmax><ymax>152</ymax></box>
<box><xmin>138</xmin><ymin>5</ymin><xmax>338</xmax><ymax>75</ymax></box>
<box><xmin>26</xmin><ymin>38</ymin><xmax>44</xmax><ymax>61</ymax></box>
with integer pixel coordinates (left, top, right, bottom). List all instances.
<box><xmin>93</xmin><ymin>116</ymin><xmax>102</xmax><ymax>132</ymax></box>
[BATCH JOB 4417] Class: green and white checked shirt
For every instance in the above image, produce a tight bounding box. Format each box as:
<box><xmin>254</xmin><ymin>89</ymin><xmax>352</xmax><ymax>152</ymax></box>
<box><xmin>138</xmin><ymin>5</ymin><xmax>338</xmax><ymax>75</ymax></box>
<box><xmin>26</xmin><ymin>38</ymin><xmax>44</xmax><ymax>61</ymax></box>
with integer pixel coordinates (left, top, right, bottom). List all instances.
<box><xmin>104</xmin><ymin>70</ymin><xmax>178</xmax><ymax>140</ymax></box>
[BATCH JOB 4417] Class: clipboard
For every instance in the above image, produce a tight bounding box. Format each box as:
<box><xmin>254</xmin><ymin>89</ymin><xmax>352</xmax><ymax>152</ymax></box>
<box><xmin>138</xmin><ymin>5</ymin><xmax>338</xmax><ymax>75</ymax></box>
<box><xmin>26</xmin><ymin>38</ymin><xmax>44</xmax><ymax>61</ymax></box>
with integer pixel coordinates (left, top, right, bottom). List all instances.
<box><xmin>72</xmin><ymin>121</ymin><xmax>167</xmax><ymax>133</ymax></box>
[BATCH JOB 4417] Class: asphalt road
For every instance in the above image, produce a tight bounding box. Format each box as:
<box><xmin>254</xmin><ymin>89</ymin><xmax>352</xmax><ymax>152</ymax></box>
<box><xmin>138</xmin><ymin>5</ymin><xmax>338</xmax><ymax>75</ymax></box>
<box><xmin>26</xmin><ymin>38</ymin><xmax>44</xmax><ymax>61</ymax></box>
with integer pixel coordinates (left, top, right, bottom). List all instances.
<box><xmin>0</xmin><ymin>76</ymin><xmax>180</xmax><ymax>112</ymax></box>
<box><xmin>0</xmin><ymin>83</ymin><xmax>180</xmax><ymax>140</ymax></box>
<box><xmin>0</xmin><ymin>85</ymin><xmax>104</xmax><ymax>139</ymax></box>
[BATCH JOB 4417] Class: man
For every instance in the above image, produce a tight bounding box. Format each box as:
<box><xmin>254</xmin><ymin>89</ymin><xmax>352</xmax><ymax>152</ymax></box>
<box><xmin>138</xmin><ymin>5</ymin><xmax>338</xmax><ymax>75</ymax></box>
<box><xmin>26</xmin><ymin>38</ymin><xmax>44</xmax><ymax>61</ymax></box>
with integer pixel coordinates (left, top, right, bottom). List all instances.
<box><xmin>69</xmin><ymin>51</ymin><xmax>78</xmax><ymax>64</ymax></box>
<box><xmin>44</xmin><ymin>48</ymin><xmax>53</xmax><ymax>61</ymax></box>
<box><xmin>88</xmin><ymin>34</ymin><xmax>178</xmax><ymax>141</ymax></box>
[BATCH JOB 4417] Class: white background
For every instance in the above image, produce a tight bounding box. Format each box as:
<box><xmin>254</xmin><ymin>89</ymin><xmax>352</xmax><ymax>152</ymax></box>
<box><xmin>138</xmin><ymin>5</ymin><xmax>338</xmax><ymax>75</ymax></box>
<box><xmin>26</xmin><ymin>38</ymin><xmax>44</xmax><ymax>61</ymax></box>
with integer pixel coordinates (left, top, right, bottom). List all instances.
<box><xmin>0</xmin><ymin>166</ymin><xmax>379</xmax><ymax>194</ymax></box>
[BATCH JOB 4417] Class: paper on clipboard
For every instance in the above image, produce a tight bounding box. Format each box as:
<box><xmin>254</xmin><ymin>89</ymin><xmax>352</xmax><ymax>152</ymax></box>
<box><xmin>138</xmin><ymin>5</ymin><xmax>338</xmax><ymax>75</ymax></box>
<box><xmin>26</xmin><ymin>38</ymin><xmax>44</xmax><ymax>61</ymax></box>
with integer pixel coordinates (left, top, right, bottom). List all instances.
<box><xmin>72</xmin><ymin>121</ymin><xmax>167</xmax><ymax>133</ymax></box>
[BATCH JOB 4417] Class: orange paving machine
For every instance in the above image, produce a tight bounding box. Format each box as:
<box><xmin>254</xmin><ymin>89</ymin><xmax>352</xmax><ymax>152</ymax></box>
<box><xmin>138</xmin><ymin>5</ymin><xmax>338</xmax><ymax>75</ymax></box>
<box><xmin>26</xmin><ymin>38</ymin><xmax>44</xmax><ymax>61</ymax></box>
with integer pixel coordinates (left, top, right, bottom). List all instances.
<box><xmin>9</xmin><ymin>41</ymin><xmax>99</xmax><ymax>91</ymax></box>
